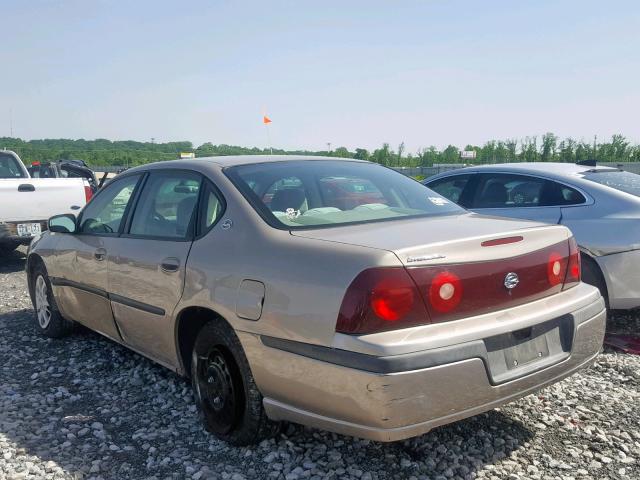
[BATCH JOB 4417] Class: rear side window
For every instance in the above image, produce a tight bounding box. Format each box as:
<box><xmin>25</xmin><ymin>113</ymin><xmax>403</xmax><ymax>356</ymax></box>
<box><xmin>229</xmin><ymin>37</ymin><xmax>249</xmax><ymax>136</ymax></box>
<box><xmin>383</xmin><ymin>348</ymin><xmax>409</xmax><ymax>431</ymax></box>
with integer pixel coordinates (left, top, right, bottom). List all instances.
<box><xmin>0</xmin><ymin>154</ymin><xmax>27</xmax><ymax>179</ymax></box>
<box><xmin>472</xmin><ymin>174</ymin><xmax>546</xmax><ymax>208</ymax></box>
<box><xmin>129</xmin><ymin>171</ymin><xmax>201</xmax><ymax>239</ymax></box>
<box><xmin>427</xmin><ymin>175</ymin><xmax>471</xmax><ymax>205</ymax></box>
<box><xmin>582</xmin><ymin>170</ymin><xmax>640</xmax><ymax>197</ymax></box>
<box><xmin>200</xmin><ymin>182</ymin><xmax>225</xmax><ymax>232</ymax></box>
<box><xmin>543</xmin><ymin>181</ymin><xmax>586</xmax><ymax>206</ymax></box>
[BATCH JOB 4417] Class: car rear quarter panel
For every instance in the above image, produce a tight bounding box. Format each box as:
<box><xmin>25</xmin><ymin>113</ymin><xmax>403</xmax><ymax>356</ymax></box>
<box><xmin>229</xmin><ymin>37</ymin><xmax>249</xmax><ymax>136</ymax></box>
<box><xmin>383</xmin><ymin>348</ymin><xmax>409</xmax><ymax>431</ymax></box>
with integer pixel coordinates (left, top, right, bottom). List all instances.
<box><xmin>179</xmin><ymin>167</ymin><xmax>401</xmax><ymax>348</ymax></box>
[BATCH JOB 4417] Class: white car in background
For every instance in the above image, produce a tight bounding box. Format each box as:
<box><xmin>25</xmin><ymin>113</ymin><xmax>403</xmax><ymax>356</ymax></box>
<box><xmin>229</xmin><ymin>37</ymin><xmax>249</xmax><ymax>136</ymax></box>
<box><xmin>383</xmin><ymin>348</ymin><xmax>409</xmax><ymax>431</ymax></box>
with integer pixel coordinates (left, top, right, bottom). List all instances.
<box><xmin>0</xmin><ymin>150</ymin><xmax>92</xmax><ymax>255</ymax></box>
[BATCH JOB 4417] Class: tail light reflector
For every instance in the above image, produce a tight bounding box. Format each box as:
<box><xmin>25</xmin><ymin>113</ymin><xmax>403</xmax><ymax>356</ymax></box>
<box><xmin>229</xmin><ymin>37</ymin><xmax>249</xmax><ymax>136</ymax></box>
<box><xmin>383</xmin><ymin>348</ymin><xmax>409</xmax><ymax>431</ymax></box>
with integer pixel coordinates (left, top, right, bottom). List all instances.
<box><xmin>84</xmin><ymin>185</ymin><xmax>93</xmax><ymax>203</ymax></box>
<box><xmin>428</xmin><ymin>271</ymin><xmax>463</xmax><ymax>312</ymax></box>
<box><xmin>547</xmin><ymin>252</ymin><xmax>566</xmax><ymax>287</ymax></box>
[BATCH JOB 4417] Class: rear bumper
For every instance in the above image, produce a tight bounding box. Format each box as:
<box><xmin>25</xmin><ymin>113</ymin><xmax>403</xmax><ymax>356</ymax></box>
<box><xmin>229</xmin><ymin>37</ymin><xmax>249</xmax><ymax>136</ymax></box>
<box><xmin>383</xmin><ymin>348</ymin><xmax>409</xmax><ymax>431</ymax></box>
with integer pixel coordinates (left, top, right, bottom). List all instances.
<box><xmin>239</xmin><ymin>287</ymin><xmax>605</xmax><ymax>442</ymax></box>
<box><xmin>0</xmin><ymin>221</ymin><xmax>46</xmax><ymax>244</ymax></box>
<box><xmin>596</xmin><ymin>249</ymin><xmax>640</xmax><ymax>309</ymax></box>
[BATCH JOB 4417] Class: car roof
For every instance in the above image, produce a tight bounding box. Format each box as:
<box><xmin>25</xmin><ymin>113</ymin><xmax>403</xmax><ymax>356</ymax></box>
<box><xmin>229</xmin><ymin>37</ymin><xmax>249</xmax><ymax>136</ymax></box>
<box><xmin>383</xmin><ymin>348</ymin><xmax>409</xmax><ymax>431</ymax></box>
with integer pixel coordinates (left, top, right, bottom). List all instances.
<box><xmin>125</xmin><ymin>155</ymin><xmax>367</xmax><ymax>173</ymax></box>
<box><xmin>427</xmin><ymin>162</ymin><xmax>621</xmax><ymax>182</ymax></box>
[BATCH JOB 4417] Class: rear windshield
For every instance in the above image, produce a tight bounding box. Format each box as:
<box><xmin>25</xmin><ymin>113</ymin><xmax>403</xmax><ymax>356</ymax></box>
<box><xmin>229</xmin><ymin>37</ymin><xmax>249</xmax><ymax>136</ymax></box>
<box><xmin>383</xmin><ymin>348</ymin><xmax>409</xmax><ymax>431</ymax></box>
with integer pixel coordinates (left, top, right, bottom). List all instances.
<box><xmin>225</xmin><ymin>160</ymin><xmax>464</xmax><ymax>229</ymax></box>
<box><xmin>582</xmin><ymin>170</ymin><xmax>640</xmax><ymax>197</ymax></box>
<box><xmin>0</xmin><ymin>154</ymin><xmax>27</xmax><ymax>179</ymax></box>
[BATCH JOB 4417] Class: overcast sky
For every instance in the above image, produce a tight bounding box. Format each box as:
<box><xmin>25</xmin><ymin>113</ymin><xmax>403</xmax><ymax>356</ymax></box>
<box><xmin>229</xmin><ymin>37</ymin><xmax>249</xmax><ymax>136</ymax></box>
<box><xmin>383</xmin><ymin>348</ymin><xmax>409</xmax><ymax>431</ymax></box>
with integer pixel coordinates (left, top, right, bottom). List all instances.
<box><xmin>2</xmin><ymin>0</ymin><xmax>639</xmax><ymax>153</ymax></box>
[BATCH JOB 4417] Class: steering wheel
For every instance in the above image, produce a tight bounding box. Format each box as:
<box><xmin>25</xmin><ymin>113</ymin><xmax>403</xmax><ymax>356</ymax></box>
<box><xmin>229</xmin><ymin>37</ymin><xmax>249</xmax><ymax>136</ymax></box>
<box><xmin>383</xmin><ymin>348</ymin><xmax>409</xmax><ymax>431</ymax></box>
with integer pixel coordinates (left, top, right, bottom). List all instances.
<box><xmin>152</xmin><ymin>212</ymin><xmax>166</xmax><ymax>223</ymax></box>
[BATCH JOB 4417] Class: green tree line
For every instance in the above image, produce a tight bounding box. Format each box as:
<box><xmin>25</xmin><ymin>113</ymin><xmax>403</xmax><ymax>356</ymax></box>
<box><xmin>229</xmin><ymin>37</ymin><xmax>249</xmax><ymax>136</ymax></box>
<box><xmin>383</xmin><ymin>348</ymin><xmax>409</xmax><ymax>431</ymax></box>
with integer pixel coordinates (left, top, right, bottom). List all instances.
<box><xmin>2</xmin><ymin>133</ymin><xmax>639</xmax><ymax>168</ymax></box>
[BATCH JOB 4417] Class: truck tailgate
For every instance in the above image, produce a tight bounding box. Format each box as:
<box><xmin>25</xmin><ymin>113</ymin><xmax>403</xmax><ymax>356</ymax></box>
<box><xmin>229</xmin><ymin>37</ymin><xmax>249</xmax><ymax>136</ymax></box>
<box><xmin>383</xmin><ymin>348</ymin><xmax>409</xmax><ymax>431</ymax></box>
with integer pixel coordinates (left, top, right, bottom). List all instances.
<box><xmin>0</xmin><ymin>178</ymin><xmax>87</xmax><ymax>221</ymax></box>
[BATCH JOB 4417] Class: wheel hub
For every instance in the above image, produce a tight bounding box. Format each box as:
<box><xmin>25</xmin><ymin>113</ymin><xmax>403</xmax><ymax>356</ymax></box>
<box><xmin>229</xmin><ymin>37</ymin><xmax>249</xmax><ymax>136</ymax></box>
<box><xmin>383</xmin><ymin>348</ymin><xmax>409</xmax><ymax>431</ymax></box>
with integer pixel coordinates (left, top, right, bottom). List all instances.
<box><xmin>204</xmin><ymin>353</ymin><xmax>233</xmax><ymax>413</ymax></box>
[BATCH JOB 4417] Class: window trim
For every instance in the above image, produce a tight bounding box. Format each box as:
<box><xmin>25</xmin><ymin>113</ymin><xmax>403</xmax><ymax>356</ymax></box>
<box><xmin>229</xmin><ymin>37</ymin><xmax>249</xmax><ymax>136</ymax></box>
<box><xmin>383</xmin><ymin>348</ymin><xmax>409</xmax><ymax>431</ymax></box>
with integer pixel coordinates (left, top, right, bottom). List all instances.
<box><xmin>120</xmin><ymin>169</ymin><xmax>204</xmax><ymax>243</ymax></box>
<box><xmin>76</xmin><ymin>172</ymin><xmax>144</xmax><ymax>237</ymax></box>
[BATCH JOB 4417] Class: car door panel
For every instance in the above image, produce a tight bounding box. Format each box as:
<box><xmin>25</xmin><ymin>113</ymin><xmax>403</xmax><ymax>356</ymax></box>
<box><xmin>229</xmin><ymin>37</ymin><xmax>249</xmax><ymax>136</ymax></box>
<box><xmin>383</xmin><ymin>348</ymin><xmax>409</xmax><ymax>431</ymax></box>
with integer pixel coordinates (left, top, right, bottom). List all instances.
<box><xmin>50</xmin><ymin>234</ymin><xmax>121</xmax><ymax>340</ymax></box>
<box><xmin>107</xmin><ymin>238</ymin><xmax>191</xmax><ymax>367</ymax></box>
<box><xmin>106</xmin><ymin>170</ymin><xmax>202</xmax><ymax>367</ymax></box>
<box><xmin>49</xmin><ymin>173</ymin><xmax>142</xmax><ymax>339</ymax></box>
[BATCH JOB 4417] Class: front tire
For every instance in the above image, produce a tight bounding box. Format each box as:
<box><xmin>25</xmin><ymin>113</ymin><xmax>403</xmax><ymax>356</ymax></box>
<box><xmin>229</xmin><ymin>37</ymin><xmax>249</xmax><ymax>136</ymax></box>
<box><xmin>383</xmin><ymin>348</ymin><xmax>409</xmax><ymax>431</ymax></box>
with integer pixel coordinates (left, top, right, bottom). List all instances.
<box><xmin>191</xmin><ymin>321</ymin><xmax>280</xmax><ymax>445</ymax></box>
<box><xmin>30</xmin><ymin>263</ymin><xmax>73</xmax><ymax>338</ymax></box>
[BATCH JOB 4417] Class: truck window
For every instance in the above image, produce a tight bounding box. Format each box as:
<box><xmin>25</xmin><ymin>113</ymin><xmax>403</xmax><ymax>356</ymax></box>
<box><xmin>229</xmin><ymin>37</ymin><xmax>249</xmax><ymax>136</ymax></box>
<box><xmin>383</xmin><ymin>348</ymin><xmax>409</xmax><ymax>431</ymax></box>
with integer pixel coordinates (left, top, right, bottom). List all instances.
<box><xmin>0</xmin><ymin>154</ymin><xmax>27</xmax><ymax>179</ymax></box>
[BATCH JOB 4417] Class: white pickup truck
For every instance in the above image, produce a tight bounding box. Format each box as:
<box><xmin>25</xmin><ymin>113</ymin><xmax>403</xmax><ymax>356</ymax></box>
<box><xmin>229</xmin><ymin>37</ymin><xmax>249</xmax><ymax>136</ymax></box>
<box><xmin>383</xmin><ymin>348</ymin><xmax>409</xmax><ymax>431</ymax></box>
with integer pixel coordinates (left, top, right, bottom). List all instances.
<box><xmin>0</xmin><ymin>150</ymin><xmax>91</xmax><ymax>254</ymax></box>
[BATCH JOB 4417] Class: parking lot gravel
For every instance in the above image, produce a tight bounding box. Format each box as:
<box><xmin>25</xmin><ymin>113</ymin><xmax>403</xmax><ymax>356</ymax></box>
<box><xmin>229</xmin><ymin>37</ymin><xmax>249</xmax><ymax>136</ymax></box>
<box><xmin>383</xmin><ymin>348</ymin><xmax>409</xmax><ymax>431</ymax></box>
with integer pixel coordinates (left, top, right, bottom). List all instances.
<box><xmin>1</xmin><ymin>247</ymin><xmax>639</xmax><ymax>480</ymax></box>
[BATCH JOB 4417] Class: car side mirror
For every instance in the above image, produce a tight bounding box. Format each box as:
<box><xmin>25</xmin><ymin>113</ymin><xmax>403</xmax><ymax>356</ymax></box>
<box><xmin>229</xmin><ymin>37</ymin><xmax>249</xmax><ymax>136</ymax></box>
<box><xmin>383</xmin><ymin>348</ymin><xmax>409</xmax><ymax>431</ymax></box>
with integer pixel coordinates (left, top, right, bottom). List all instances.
<box><xmin>48</xmin><ymin>214</ymin><xmax>77</xmax><ymax>234</ymax></box>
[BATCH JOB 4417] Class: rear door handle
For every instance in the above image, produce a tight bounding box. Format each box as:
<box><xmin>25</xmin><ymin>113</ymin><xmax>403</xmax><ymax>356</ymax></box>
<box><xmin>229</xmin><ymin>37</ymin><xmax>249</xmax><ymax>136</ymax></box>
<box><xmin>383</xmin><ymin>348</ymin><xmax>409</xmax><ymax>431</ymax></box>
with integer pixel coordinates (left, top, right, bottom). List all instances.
<box><xmin>18</xmin><ymin>184</ymin><xmax>35</xmax><ymax>192</ymax></box>
<box><xmin>161</xmin><ymin>257</ymin><xmax>180</xmax><ymax>273</ymax></box>
<box><xmin>94</xmin><ymin>248</ymin><xmax>107</xmax><ymax>261</ymax></box>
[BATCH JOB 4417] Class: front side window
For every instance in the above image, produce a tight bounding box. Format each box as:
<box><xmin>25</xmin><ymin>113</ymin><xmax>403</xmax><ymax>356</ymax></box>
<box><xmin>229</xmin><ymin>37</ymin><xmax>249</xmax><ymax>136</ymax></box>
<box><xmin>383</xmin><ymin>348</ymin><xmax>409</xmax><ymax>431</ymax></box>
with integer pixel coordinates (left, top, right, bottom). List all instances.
<box><xmin>79</xmin><ymin>174</ymin><xmax>141</xmax><ymax>234</ymax></box>
<box><xmin>582</xmin><ymin>170</ymin><xmax>640</xmax><ymax>197</ymax></box>
<box><xmin>427</xmin><ymin>175</ymin><xmax>471</xmax><ymax>205</ymax></box>
<box><xmin>129</xmin><ymin>171</ymin><xmax>201</xmax><ymax>239</ymax></box>
<box><xmin>226</xmin><ymin>161</ymin><xmax>464</xmax><ymax>229</ymax></box>
<box><xmin>472</xmin><ymin>174</ymin><xmax>546</xmax><ymax>208</ymax></box>
<box><xmin>0</xmin><ymin>153</ymin><xmax>27</xmax><ymax>179</ymax></box>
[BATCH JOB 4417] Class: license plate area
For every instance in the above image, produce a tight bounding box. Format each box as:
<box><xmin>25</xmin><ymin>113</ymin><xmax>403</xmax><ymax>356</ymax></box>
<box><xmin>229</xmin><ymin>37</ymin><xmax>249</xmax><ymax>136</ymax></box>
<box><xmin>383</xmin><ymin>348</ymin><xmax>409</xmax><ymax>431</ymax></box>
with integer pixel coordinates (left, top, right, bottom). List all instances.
<box><xmin>484</xmin><ymin>315</ymin><xmax>574</xmax><ymax>384</ymax></box>
<box><xmin>17</xmin><ymin>223</ymin><xmax>42</xmax><ymax>237</ymax></box>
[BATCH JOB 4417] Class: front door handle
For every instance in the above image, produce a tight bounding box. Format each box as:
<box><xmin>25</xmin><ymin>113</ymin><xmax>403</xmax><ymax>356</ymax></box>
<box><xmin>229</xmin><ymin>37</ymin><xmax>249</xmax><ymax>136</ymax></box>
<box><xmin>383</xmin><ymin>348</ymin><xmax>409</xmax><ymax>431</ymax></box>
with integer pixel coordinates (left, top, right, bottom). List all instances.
<box><xmin>161</xmin><ymin>257</ymin><xmax>180</xmax><ymax>273</ymax></box>
<box><xmin>94</xmin><ymin>248</ymin><xmax>107</xmax><ymax>261</ymax></box>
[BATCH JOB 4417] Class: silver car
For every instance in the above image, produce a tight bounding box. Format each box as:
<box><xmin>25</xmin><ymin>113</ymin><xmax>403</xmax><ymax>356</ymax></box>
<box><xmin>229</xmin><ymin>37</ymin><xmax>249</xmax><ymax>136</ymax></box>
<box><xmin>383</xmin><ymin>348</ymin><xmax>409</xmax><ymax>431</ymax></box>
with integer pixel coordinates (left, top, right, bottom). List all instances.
<box><xmin>27</xmin><ymin>156</ymin><xmax>605</xmax><ymax>445</ymax></box>
<box><xmin>425</xmin><ymin>163</ymin><xmax>640</xmax><ymax>310</ymax></box>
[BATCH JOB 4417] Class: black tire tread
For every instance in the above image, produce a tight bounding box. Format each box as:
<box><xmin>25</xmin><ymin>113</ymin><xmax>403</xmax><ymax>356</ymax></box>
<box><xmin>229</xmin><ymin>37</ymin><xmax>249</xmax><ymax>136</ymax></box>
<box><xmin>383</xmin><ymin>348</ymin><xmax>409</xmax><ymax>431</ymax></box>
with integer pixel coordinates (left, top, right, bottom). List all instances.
<box><xmin>191</xmin><ymin>320</ymin><xmax>280</xmax><ymax>445</ymax></box>
<box><xmin>581</xmin><ymin>255</ymin><xmax>609</xmax><ymax>309</ymax></box>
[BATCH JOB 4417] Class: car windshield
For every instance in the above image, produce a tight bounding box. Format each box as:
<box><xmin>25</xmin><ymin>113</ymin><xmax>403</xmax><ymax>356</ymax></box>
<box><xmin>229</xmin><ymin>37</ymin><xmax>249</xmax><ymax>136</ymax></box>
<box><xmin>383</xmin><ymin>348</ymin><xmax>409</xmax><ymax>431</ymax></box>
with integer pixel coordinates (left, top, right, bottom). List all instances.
<box><xmin>226</xmin><ymin>160</ymin><xmax>464</xmax><ymax>229</ymax></box>
<box><xmin>582</xmin><ymin>170</ymin><xmax>640</xmax><ymax>197</ymax></box>
<box><xmin>0</xmin><ymin>153</ymin><xmax>27</xmax><ymax>179</ymax></box>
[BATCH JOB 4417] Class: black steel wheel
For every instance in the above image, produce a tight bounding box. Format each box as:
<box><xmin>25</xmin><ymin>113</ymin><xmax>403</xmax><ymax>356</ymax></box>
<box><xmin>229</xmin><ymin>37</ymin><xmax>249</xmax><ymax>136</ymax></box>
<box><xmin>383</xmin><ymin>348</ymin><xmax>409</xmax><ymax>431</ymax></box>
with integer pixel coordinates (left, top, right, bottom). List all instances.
<box><xmin>194</xmin><ymin>346</ymin><xmax>243</xmax><ymax>435</ymax></box>
<box><xmin>191</xmin><ymin>320</ymin><xmax>280</xmax><ymax>445</ymax></box>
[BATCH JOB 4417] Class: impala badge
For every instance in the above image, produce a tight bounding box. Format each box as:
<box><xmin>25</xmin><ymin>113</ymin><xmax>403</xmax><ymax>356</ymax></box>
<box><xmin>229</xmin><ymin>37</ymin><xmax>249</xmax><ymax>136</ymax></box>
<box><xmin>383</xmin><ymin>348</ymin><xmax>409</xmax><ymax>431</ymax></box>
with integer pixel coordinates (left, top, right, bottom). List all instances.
<box><xmin>504</xmin><ymin>272</ymin><xmax>519</xmax><ymax>290</ymax></box>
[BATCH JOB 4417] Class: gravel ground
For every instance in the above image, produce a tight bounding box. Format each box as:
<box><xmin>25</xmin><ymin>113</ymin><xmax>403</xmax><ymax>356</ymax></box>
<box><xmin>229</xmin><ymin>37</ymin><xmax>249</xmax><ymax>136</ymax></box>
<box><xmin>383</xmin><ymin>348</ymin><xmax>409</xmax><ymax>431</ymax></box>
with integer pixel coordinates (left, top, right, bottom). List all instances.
<box><xmin>1</xmin><ymin>247</ymin><xmax>639</xmax><ymax>480</ymax></box>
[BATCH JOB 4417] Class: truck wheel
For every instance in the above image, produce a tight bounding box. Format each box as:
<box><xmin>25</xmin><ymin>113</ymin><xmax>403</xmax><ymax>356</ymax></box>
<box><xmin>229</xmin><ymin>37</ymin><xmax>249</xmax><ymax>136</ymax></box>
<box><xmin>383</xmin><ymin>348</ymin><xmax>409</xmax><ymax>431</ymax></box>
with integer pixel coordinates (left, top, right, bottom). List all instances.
<box><xmin>30</xmin><ymin>263</ymin><xmax>73</xmax><ymax>338</ymax></box>
<box><xmin>0</xmin><ymin>241</ymin><xmax>21</xmax><ymax>256</ymax></box>
<box><xmin>191</xmin><ymin>320</ymin><xmax>280</xmax><ymax>446</ymax></box>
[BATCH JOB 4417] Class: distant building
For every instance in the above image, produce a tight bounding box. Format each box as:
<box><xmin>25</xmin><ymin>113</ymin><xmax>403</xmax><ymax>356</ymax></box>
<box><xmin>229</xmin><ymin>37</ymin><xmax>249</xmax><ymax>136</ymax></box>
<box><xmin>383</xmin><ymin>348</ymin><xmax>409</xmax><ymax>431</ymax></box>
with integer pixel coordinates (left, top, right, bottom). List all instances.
<box><xmin>180</xmin><ymin>152</ymin><xmax>196</xmax><ymax>159</ymax></box>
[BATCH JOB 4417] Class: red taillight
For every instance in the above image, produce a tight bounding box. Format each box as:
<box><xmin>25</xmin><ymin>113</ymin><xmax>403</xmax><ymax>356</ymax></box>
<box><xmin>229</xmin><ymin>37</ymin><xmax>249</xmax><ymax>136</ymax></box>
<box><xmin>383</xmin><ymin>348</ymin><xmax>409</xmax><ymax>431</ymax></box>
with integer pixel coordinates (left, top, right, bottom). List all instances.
<box><xmin>563</xmin><ymin>236</ymin><xmax>581</xmax><ymax>290</ymax></box>
<box><xmin>371</xmin><ymin>278</ymin><xmax>415</xmax><ymax>321</ymax></box>
<box><xmin>84</xmin><ymin>185</ymin><xmax>93</xmax><ymax>203</ymax></box>
<box><xmin>428</xmin><ymin>271</ymin><xmax>463</xmax><ymax>313</ymax></box>
<box><xmin>336</xmin><ymin>268</ymin><xmax>429</xmax><ymax>334</ymax></box>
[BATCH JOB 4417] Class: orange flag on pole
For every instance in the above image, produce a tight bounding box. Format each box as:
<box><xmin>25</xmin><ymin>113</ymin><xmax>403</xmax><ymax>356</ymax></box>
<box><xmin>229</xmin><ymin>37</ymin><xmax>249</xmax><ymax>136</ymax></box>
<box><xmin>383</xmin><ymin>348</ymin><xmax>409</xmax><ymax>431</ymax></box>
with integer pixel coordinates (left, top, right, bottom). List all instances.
<box><xmin>263</xmin><ymin>115</ymin><xmax>272</xmax><ymax>124</ymax></box>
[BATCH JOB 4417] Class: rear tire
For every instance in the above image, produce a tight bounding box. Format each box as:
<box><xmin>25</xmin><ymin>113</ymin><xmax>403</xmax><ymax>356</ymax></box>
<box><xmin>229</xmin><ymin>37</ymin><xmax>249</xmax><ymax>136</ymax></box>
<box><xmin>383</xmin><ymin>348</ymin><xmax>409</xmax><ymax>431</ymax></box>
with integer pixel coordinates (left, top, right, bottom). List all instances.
<box><xmin>30</xmin><ymin>263</ymin><xmax>73</xmax><ymax>338</ymax></box>
<box><xmin>0</xmin><ymin>241</ymin><xmax>21</xmax><ymax>256</ymax></box>
<box><xmin>581</xmin><ymin>255</ymin><xmax>609</xmax><ymax>309</ymax></box>
<box><xmin>191</xmin><ymin>320</ymin><xmax>280</xmax><ymax>446</ymax></box>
